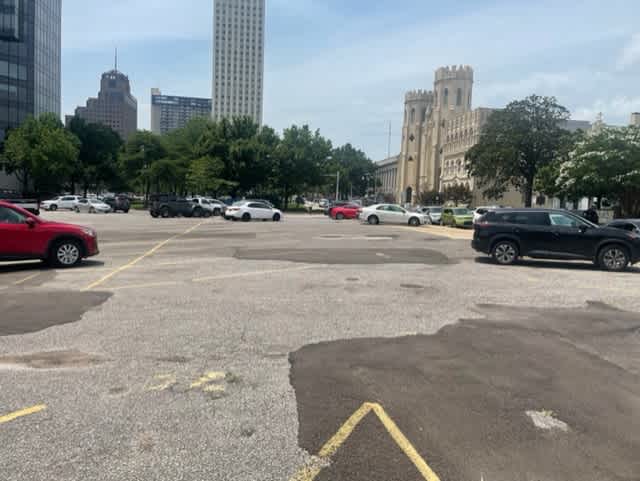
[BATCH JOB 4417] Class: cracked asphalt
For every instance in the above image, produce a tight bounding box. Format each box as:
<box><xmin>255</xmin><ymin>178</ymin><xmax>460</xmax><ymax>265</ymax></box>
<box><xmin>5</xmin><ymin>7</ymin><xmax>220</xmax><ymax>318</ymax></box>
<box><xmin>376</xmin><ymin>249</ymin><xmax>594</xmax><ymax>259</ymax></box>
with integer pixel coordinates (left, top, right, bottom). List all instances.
<box><xmin>0</xmin><ymin>210</ymin><xmax>638</xmax><ymax>481</ymax></box>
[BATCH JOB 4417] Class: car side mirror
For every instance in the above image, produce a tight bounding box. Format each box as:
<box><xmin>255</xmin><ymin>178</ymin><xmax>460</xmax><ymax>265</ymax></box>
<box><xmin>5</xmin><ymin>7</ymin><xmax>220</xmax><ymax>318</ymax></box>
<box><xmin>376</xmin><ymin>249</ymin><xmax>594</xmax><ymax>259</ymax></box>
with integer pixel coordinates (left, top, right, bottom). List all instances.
<box><xmin>25</xmin><ymin>217</ymin><xmax>36</xmax><ymax>228</ymax></box>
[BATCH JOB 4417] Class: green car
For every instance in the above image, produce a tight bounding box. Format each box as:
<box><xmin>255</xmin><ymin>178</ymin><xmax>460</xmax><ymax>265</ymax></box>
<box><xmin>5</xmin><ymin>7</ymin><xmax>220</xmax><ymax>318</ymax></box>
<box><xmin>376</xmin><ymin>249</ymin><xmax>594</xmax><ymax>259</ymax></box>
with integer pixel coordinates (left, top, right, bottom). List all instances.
<box><xmin>442</xmin><ymin>207</ymin><xmax>474</xmax><ymax>228</ymax></box>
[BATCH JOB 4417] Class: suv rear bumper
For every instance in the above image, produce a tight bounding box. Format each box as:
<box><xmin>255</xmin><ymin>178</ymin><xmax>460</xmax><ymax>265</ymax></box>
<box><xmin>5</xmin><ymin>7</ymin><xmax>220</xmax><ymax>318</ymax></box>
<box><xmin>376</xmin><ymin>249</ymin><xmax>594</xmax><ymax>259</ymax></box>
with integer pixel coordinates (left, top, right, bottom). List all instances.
<box><xmin>472</xmin><ymin>238</ymin><xmax>490</xmax><ymax>254</ymax></box>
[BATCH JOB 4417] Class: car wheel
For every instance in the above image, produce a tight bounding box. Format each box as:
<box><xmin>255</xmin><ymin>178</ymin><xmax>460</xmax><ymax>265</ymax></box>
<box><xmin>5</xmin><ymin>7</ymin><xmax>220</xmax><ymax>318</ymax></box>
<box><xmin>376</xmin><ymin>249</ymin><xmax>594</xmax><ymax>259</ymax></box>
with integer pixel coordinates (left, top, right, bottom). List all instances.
<box><xmin>193</xmin><ymin>208</ymin><xmax>203</xmax><ymax>218</ymax></box>
<box><xmin>273</xmin><ymin>213</ymin><xmax>281</xmax><ymax>222</ymax></box>
<box><xmin>89</xmin><ymin>207</ymin><xmax>95</xmax><ymax>214</ymax></box>
<box><xmin>368</xmin><ymin>215</ymin><xmax>379</xmax><ymax>225</ymax></box>
<box><xmin>336</xmin><ymin>213</ymin><xmax>345</xmax><ymax>220</ymax></box>
<box><xmin>160</xmin><ymin>207</ymin><xmax>171</xmax><ymax>218</ymax></box>
<box><xmin>214</xmin><ymin>208</ymin><xmax>221</xmax><ymax>216</ymax></box>
<box><xmin>50</xmin><ymin>239</ymin><xmax>83</xmax><ymax>268</ymax></box>
<box><xmin>204</xmin><ymin>210</ymin><xmax>212</xmax><ymax>218</ymax></box>
<box><xmin>123</xmin><ymin>209</ymin><xmax>129</xmax><ymax>214</ymax></box>
<box><xmin>50</xmin><ymin>204</ymin><xmax>58</xmax><ymax>211</ymax></box>
<box><xmin>598</xmin><ymin>245</ymin><xmax>630</xmax><ymax>272</ymax></box>
<box><xmin>150</xmin><ymin>211</ymin><xmax>159</xmax><ymax>218</ymax></box>
<box><xmin>492</xmin><ymin>241</ymin><xmax>519</xmax><ymax>266</ymax></box>
<box><xmin>242</xmin><ymin>213</ymin><xmax>251</xmax><ymax>222</ymax></box>
<box><xmin>74</xmin><ymin>206</ymin><xmax>80</xmax><ymax>213</ymax></box>
<box><xmin>409</xmin><ymin>217</ymin><xmax>420</xmax><ymax>227</ymax></box>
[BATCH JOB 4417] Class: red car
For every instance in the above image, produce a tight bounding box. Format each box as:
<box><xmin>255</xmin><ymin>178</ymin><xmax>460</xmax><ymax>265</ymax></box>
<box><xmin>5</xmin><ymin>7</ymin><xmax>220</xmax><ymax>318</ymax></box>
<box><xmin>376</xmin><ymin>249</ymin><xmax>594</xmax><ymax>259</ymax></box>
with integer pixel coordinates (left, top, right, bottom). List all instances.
<box><xmin>0</xmin><ymin>201</ymin><xmax>99</xmax><ymax>267</ymax></box>
<box><xmin>330</xmin><ymin>204</ymin><xmax>360</xmax><ymax>220</ymax></box>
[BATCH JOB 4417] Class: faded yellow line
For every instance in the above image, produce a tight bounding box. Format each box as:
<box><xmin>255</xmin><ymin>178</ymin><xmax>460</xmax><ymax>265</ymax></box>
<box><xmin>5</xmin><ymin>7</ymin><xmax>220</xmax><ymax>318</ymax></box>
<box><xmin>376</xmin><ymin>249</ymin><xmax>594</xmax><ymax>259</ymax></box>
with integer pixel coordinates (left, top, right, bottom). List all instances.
<box><xmin>192</xmin><ymin>265</ymin><xmax>316</xmax><ymax>283</ymax></box>
<box><xmin>0</xmin><ymin>404</ymin><xmax>47</xmax><ymax>425</ymax></box>
<box><xmin>82</xmin><ymin>220</ymin><xmax>207</xmax><ymax>291</ymax></box>
<box><xmin>290</xmin><ymin>402</ymin><xmax>440</xmax><ymax>481</ymax></box>
<box><xmin>12</xmin><ymin>272</ymin><xmax>41</xmax><ymax>285</ymax></box>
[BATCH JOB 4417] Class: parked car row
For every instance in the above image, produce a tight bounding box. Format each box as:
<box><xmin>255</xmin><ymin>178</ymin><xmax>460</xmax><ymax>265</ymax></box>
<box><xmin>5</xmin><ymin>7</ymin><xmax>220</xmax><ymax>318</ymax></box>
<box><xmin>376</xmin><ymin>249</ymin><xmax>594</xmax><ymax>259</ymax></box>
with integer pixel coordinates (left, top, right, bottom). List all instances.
<box><xmin>41</xmin><ymin>195</ymin><xmax>131</xmax><ymax>214</ymax></box>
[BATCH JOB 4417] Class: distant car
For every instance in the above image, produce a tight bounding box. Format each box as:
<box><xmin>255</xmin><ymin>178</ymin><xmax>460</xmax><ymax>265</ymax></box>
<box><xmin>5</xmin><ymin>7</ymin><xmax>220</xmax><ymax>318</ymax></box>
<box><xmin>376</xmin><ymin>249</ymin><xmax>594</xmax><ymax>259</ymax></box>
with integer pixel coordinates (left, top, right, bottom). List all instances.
<box><xmin>41</xmin><ymin>195</ymin><xmax>82</xmax><ymax>211</ymax></box>
<box><xmin>421</xmin><ymin>206</ymin><xmax>443</xmax><ymax>225</ymax></box>
<box><xmin>74</xmin><ymin>198</ymin><xmax>112</xmax><ymax>214</ymax></box>
<box><xmin>442</xmin><ymin>207</ymin><xmax>474</xmax><ymax>228</ymax></box>
<box><xmin>0</xmin><ymin>197</ymin><xmax>40</xmax><ymax>216</ymax></box>
<box><xmin>359</xmin><ymin>204</ymin><xmax>429</xmax><ymax>226</ymax></box>
<box><xmin>224</xmin><ymin>201</ymin><xmax>282</xmax><ymax>222</ymax></box>
<box><xmin>102</xmin><ymin>194</ymin><xmax>130</xmax><ymax>213</ymax></box>
<box><xmin>330</xmin><ymin>204</ymin><xmax>360</xmax><ymax>220</ymax></box>
<box><xmin>188</xmin><ymin>197</ymin><xmax>216</xmax><ymax>217</ymax></box>
<box><xmin>325</xmin><ymin>201</ymin><xmax>349</xmax><ymax>216</ymax></box>
<box><xmin>473</xmin><ymin>206</ymin><xmax>503</xmax><ymax>224</ymax></box>
<box><xmin>149</xmin><ymin>194</ymin><xmax>196</xmax><ymax>218</ymax></box>
<box><xmin>472</xmin><ymin>208</ymin><xmax>640</xmax><ymax>271</ymax></box>
<box><xmin>0</xmin><ymin>200</ymin><xmax>99</xmax><ymax>267</ymax></box>
<box><xmin>206</xmin><ymin>198</ymin><xmax>227</xmax><ymax>216</ymax></box>
<box><xmin>607</xmin><ymin>219</ymin><xmax>640</xmax><ymax>234</ymax></box>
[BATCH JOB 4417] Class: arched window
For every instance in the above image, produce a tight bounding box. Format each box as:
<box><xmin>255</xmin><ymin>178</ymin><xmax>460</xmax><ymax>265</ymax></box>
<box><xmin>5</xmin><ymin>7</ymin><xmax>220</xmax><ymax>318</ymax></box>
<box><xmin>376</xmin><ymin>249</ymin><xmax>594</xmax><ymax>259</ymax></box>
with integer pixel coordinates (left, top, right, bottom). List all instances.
<box><xmin>421</xmin><ymin>108</ymin><xmax>427</xmax><ymax>122</ymax></box>
<box><xmin>410</xmin><ymin>108</ymin><xmax>415</xmax><ymax>123</ymax></box>
<box><xmin>443</xmin><ymin>88</ymin><xmax>449</xmax><ymax>107</ymax></box>
<box><xmin>456</xmin><ymin>88</ymin><xmax>462</xmax><ymax>106</ymax></box>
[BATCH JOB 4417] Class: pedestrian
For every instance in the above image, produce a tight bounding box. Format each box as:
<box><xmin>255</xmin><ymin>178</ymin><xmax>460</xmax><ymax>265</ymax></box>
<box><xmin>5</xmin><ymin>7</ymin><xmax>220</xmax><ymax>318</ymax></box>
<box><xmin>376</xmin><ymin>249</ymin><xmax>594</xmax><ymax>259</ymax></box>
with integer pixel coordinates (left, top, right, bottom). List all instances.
<box><xmin>585</xmin><ymin>205</ymin><xmax>599</xmax><ymax>225</ymax></box>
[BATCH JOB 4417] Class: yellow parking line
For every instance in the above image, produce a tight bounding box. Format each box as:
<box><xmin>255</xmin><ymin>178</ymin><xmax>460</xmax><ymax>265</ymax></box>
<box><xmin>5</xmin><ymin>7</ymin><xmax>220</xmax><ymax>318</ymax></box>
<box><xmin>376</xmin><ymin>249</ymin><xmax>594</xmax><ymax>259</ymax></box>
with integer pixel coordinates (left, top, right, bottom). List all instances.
<box><xmin>82</xmin><ymin>220</ymin><xmax>207</xmax><ymax>291</ymax></box>
<box><xmin>12</xmin><ymin>272</ymin><xmax>41</xmax><ymax>285</ymax></box>
<box><xmin>290</xmin><ymin>402</ymin><xmax>440</xmax><ymax>481</ymax></box>
<box><xmin>0</xmin><ymin>404</ymin><xmax>47</xmax><ymax>425</ymax></box>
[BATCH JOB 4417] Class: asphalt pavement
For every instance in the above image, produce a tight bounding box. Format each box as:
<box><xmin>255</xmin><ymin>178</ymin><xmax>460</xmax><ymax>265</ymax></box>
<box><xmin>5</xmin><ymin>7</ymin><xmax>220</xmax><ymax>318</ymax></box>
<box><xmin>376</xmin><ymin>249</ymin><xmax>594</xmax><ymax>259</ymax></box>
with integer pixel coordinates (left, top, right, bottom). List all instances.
<box><xmin>0</xmin><ymin>210</ymin><xmax>638</xmax><ymax>481</ymax></box>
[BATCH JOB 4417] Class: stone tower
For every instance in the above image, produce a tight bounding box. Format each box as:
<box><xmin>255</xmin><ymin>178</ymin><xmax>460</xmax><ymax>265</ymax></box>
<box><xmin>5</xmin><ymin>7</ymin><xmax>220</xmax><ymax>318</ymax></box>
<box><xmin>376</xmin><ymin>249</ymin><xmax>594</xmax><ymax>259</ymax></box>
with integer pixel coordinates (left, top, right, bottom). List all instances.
<box><xmin>433</xmin><ymin>65</ymin><xmax>474</xmax><ymax>121</ymax></box>
<box><xmin>631</xmin><ymin>112</ymin><xmax>640</xmax><ymax>127</ymax></box>
<box><xmin>398</xmin><ymin>90</ymin><xmax>434</xmax><ymax>204</ymax></box>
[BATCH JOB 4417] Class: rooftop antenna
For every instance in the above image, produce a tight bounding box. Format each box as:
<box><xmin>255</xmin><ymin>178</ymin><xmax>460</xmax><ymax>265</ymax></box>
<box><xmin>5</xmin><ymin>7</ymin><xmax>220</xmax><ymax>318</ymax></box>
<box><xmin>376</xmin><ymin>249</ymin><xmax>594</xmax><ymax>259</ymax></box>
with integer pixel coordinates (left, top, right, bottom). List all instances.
<box><xmin>114</xmin><ymin>47</ymin><xmax>118</xmax><ymax>72</ymax></box>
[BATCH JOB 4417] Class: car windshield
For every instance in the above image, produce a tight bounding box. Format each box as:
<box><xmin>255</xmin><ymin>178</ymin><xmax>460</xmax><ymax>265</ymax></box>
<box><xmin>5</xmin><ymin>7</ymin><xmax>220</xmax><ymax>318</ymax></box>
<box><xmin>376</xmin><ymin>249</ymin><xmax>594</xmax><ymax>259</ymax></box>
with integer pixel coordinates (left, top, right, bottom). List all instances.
<box><xmin>453</xmin><ymin>208</ymin><xmax>470</xmax><ymax>215</ymax></box>
<box><xmin>429</xmin><ymin>208</ymin><xmax>442</xmax><ymax>213</ymax></box>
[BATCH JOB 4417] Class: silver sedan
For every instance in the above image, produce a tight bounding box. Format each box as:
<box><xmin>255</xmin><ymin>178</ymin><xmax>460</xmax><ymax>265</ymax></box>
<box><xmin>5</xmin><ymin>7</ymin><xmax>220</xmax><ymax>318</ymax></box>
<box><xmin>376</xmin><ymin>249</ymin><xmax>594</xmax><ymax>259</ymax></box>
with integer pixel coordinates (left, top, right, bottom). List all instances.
<box><xmin>74</xmin><ymin>198</ymin><xmax>112</xmax><ymax>214</ymax></box>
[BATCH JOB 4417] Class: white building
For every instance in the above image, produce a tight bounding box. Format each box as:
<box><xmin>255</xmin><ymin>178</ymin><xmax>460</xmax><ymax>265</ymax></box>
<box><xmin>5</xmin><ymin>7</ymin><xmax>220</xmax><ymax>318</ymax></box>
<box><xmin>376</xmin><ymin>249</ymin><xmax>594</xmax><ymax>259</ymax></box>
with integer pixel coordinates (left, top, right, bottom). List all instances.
<box><xmin>212</xmin><ymin>0</ymin><xmax>265</xmax><ymax>124</ymax></box>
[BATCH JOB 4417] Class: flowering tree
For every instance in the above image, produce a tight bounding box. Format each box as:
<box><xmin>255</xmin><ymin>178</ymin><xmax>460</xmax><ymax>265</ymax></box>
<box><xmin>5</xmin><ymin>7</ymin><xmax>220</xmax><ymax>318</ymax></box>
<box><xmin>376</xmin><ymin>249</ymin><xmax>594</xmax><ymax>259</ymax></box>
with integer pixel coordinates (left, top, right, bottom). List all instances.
<box><xmin>554</xmin><ymin>127</ymin><xmax>640</xmax><ymax>215</ymax></box>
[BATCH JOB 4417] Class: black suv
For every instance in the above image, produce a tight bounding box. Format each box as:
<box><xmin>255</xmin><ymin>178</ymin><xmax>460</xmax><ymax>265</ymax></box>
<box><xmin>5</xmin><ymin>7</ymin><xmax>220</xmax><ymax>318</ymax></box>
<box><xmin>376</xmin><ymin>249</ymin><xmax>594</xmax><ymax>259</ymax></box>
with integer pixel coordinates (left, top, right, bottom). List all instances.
<box><xmin>103</xmin><ymin>194</ymin><xmax>130</xmax><ymax>213</ymax></box>
<box><xmin>472</xmin><ymin>209</ymin><xmax>640</xmax><ymax>271</ymax></box>
<box><xmin>149</xmin><ymin>194</ymin><xmax>196</xmax><ymax>218</ymax></box>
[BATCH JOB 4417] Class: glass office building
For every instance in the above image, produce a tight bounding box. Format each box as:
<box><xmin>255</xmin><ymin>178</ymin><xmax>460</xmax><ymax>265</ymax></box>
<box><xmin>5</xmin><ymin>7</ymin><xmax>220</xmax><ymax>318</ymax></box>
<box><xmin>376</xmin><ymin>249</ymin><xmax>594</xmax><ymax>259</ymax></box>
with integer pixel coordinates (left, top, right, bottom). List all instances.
<box><xmin>0</xmin><ymin>0</ymin><xmax>61</xmax><ymax>190</ymax></box>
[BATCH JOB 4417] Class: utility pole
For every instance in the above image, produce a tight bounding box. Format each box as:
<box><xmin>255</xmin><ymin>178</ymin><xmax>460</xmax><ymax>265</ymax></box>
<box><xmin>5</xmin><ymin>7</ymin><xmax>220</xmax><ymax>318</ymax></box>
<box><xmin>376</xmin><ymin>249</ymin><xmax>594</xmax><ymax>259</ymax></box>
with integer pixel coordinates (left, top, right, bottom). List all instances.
<box><xmin>336</xmin><ymin>171</ymin><xmax>340</xmax><ymax>201</ymax></box>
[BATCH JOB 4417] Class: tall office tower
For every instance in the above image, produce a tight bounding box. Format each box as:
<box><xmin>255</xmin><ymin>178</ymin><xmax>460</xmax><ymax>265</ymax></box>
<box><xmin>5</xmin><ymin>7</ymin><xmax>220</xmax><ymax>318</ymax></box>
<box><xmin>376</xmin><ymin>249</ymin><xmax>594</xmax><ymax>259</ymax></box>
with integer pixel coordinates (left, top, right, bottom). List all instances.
<box><xmin>212</xmin><ymin>0</ymin><xmax>265</xmax><ymax>124</ymax></box>
<box><xmin>0</xmin><ymin>0</ymin><xmax>62</xmax><ymax>190</ymax></box>
<box><xmin>151</xmin><ymin>88</ymin><xmax>212</xmax><ymax>135</ymax></box>
<box><xmin>70</xmin><ymin>61</ymin><xmax>138</xmax><ymax>141</ymax></box>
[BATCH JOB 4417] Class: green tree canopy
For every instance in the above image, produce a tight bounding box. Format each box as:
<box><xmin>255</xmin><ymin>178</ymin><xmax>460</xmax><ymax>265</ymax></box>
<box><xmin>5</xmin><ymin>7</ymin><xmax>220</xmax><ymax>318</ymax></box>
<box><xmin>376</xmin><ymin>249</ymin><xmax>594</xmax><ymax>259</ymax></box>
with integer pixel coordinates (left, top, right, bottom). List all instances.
<box><xmin>3</xmin><ymin>113</ymin><xmax>79</xmax><ymax>195</ymax></box>
<box><xmin>466</xmin><ymin>95</ymin><xmax>570</xmax><ymax>207</ymax></box>
<box><xmin>67</xmin><ymin>116</ymin><xmax>123</xmax><ymax>195</ymax></box>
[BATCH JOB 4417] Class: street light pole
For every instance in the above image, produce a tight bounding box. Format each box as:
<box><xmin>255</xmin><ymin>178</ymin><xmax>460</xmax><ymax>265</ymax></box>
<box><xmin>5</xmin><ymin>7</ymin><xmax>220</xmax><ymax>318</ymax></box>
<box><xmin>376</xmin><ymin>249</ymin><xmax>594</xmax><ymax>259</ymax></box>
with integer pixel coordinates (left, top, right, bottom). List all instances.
<box><xmin>335</xmin><ymin>171</ymin><xmax>340</xmax><ymax>202</ymax></box>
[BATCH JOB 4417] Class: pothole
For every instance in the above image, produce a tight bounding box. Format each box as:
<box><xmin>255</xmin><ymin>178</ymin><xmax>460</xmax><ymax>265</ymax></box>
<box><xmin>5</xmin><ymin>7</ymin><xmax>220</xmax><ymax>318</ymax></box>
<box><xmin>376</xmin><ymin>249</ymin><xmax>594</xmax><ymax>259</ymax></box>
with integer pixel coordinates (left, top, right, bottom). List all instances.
<box><xmin>0</xmin><ymin>350</ymin><xmax>106</xmax><ymax>369</ymax></box>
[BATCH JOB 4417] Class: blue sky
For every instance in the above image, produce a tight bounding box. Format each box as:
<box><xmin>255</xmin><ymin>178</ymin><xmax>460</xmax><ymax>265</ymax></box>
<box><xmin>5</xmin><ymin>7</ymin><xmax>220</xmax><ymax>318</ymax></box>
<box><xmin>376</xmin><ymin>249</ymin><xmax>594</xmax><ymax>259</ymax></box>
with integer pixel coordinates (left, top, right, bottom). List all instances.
<box><xmin>62</xmin><ymin>0</ymin><xmax>640</xmax><ymax>160</ymax></box>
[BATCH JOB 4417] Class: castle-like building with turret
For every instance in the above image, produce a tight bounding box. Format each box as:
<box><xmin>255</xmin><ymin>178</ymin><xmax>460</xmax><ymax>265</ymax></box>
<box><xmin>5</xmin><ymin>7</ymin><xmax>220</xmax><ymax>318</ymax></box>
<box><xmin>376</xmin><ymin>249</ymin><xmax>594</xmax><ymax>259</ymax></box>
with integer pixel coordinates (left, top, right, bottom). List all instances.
<box><xmin>396</xmin><ymin>65</ymin><xmax>505</xmax><ymax>205</ymax></box>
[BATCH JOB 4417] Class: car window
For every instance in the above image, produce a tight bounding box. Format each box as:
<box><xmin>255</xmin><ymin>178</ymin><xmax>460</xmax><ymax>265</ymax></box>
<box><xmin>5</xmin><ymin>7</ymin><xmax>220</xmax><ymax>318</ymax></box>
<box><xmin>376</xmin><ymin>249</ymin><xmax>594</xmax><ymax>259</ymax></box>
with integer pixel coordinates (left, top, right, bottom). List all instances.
<box><xmin>390</xmin><ymin>206</ymin><xmax>406</xmax><ymax>213</ymax></box>
<box><xmin>453</xmin><ymin>208</ymin><xmax>469</xmax><ymax>215</ymax></box>
<box><xmin>549</xmin><ymin>213</ymin><xmax>588</xmax><ymax>228</ymax></box>
<box><xmin>62</xmin><ymin>196</ymin><xmax>74</xmax><ymax>201</ymax></box>
<box><xmin>429</xmin><ymin>208</ymin><xmax>442</xmax><ymax>213</ymax></box>
<box><xmin>493</xmin><ymin>212</ymin><xmax>550</xmax><ymax>226</ymax></box>
<box><xmin>444</xmin><ymin>209</ymin><xmax>452</xmax><ymax>214</ymax></box>
<box><xmin>0</xmin><ymin>206</ymin><xmax>26</xmax><ymax>224</ymax></box>
<box><xmin>248</xmin><ymin>203</ymin><xmax>261</xmax><ymax>208</ymax></box>
<box><xmin>476</xmin><ymin>208</ymin><xmax>488</xmax><ymax>215</ymax></box>
<box><xmin>376</xmin><ymin>205</ymin><xmax>388</xmax><ymax>211</ymax></box>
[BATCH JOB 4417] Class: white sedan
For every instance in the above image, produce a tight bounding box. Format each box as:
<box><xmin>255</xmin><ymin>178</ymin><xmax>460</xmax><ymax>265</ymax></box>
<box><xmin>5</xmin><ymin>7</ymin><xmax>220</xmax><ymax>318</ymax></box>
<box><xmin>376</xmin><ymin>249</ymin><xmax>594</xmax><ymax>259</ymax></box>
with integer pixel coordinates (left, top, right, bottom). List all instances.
<box><xmin>74</xmin><ymin>198</ymin><xmax>112</xmax><ymax>214</ymax></box>
<box><xmin>359</xmin><ymin>204</ymin><xmax>429</xmax><ymax>226</ymax></box>
<box><xmin>224</xmin><ymin>201</ymin><xmax>283</xmax><ymax>222</ymax></box>
<box><xmin>41</xmin><ymin>195</ymin><xmax>82</xmax><ymax>211</ymax></box>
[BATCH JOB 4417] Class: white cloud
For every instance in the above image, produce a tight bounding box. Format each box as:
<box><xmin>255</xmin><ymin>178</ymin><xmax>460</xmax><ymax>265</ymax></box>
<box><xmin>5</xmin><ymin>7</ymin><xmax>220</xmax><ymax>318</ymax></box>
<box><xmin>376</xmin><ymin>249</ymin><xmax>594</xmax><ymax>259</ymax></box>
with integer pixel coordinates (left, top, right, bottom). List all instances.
<box><xmin>477</xmin><ymin>73</ymin><xmax>574</xmax><ymax>104</ymax></box>
<box><xmin>617</xmin><ymin>33</ymin><xmax>640</xmax><ymax>70</ymax></box>
<box><xmin>573</xmin><ymin>97</ymin><xmax>640</xmax><ymax>124</ymax></box>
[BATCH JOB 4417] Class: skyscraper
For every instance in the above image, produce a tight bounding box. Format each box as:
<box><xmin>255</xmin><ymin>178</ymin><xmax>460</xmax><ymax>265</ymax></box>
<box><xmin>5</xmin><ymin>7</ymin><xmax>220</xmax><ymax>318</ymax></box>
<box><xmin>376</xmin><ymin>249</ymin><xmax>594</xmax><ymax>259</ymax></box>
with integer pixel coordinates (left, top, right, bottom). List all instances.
<box><xmin>70</xmin><ymin>61</ymin><xmax>138</xmax><ymax>141</ymax></box>
<box><xmin>0</xmin><ymin>0</ymin><xmax>62</xmax><ymax>189</ymax></box>
<box><xmin>212</xmin><ymin>0</ymin><xmax>265</xmax><ymax>124</ymax></box>
<box><xmin>151</xmin><ymin>88</ymin><xmax>212</xmax><ymax>135</ymax></box>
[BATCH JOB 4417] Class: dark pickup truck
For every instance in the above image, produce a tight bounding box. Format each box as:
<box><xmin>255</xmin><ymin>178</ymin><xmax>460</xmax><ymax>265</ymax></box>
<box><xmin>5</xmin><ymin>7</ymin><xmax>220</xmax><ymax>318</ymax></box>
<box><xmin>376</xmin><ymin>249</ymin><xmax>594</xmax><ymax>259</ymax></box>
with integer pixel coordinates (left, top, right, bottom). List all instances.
<box><xmin>149</xmin><ymin>194</ymin><xmax>196</xmax><ymax>218</ymax></box>
<box><xmin>0</xmin><ymin>193</ymin><xmax>40</xmax><ymax>215</ymax></box>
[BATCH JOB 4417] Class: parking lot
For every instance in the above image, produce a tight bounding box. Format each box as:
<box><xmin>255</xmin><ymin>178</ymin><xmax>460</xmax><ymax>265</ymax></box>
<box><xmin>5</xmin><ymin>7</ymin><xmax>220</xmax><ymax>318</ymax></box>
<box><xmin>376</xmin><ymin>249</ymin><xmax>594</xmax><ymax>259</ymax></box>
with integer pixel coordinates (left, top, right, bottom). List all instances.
<box><xmin>1</xmin><ymin>210</ymin><xmax>639</xmax><ymax>481</ymax></box>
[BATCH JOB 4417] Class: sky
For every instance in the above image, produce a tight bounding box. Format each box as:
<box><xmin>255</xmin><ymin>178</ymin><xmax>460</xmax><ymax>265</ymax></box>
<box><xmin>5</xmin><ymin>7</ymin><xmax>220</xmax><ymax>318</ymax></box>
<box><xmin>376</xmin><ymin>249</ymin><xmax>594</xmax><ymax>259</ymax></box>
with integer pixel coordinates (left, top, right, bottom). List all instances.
<box><xmin>62</xmin><ymin>0</ymin><xmax>640</xmax><ymax>161</ymax></box>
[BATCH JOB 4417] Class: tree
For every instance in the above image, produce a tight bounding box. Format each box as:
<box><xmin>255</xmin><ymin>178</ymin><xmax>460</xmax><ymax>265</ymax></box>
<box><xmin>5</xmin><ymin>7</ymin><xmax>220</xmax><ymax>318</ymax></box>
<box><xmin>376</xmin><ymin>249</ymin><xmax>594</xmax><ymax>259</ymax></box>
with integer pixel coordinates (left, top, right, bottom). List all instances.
<box><xmin>186</xmin><ymin>156</ymin><xmax>227</xmax><ymax>194</ymax></box>
<box><xmin>553</xmin><ymin>126</ymin><xmax>640</xmax><ymax>216</ymax></box>
<box><xmin>466</xmin><ymin>95</ymin><xmax>570</xmax><ymax>207</ymax></box>
<box><xmin>443</xmin><ymin>183</ymin><xmax>472</xmax><ymax>205</ymax></box>
<box><xmin>416</xmin><ymin>188</ymin><xmax>443</xmax><ymax>206</ymax></box>
<box><xmin>273</xmin><ymin>125</ymin><xmax>332</xmax><ymax>209</ymax></box>
<box><xmin>120</xmin><ymin>131</ymin><xmax>167</xmax><ymax>200</ymax></box>
<box><xmin>67</xmin><ymin>116</ymin><xmax>123</xmax><ymax>195</ymax></box>
<box><xmin>3</xmin><ymin>113</ymin><xmax>79</xmax><ymax>195</ymax></box>
<box><xmin>328</xmin><ymin>144</ymin><xmax>375</xmax><ymax>198</ymax></box>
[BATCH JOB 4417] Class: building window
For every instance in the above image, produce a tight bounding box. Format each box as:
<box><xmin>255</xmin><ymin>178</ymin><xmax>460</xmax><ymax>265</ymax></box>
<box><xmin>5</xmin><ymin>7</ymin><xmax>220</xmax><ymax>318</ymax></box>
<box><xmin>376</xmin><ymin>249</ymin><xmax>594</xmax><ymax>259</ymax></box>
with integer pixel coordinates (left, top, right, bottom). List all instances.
<box><xmin>410</xmin><ymin>108</ymin><xmax>415</xmax><ymax>123</ymax></box>
<box><xmin>421</xmin><ymin>108</ymin><xmax>427</xmax><ymax>122</ymax></box>
<box><xmin>456</xmin><ymin>88</ymin><xmax>462</xmax><ymax>106</ymax></box>
<box><xmin>443</xmin><ymin>88</ymin><xmax>449</xmax><ymax>107</ymax></box>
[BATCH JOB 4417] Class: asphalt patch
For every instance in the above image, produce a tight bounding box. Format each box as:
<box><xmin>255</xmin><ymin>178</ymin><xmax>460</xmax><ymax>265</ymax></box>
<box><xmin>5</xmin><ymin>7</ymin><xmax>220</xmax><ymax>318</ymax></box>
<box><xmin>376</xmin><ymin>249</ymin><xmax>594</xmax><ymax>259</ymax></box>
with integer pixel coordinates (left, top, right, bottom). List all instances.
<box><xmin>0</xmin><ymin>350</ymin><xmax>105</xmax><ymax>369</ymax></box>
<box><xmin>234</xmin><ymin>248</ymin><xmax>452</xmax><ymax>265</ymax></box>
<box><xmin>290</xmin><ymin>303</ymin><xmax>640</xmax><ymax>481</ymax></box>
<box><xmin>0</xmin><ymin>290</ymin><xmax>112</xmax><ymax>336</ymax></box>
